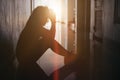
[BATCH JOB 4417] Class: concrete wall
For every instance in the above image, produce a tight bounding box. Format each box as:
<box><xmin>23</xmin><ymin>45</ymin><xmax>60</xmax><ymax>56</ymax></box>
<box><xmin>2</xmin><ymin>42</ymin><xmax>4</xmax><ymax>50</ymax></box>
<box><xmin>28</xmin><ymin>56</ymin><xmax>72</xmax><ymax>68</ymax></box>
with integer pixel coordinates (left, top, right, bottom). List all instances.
<box><xmin>102</xmin><ymin>0</ymin><xmax>120</xmax><ymax>79</ymax></box>
<box><xmin>103</xmin><ymin>0</ymin><xmax>120</xmax><ymax>42</ymax></box>
<box><xmin>0</xmin><ymin>0</ymin><xmax>31</xmax><ymax>80</ymax></box>
<box><xmin>90</xmin><ymin>0</ymin><xmax>120</xmax><ymax>80</ymax></box>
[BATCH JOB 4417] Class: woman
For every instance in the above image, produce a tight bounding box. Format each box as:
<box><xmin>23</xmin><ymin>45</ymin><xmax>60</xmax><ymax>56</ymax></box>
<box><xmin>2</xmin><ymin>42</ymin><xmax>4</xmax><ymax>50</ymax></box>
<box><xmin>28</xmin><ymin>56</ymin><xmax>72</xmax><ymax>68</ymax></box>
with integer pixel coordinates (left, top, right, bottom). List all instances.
<box><xmin>16</xmin><ymin>6</ymin><xmax>76</xmax><ymax>80</ymax></box>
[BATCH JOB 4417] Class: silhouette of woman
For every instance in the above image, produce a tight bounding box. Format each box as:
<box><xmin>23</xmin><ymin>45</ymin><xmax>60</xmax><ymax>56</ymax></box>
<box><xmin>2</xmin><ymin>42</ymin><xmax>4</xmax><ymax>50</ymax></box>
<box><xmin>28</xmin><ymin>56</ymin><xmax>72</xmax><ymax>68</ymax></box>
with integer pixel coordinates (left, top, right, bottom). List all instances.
<box><xmin>16</xmin><ymin>6</ymin><xmax>75</xmax><ymax>80</ymax></box>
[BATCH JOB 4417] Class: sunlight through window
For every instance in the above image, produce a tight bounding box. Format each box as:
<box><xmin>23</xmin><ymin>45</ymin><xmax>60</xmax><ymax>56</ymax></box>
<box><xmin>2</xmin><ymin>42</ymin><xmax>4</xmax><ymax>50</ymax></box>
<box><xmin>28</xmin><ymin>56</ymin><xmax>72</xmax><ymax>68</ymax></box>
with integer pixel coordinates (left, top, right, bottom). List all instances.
<box><xmin>34</xmin><ymin>0</ymin><xmax>62</xmax><ymax>43</ymax></box>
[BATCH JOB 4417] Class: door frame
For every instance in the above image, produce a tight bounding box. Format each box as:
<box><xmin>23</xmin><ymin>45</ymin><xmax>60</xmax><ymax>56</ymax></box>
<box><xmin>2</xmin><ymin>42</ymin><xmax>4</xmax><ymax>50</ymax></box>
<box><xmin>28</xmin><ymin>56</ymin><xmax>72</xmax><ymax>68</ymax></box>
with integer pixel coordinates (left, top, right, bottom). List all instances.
<box><xmin>76</xmin><ymin>0</ymin><xmax>90</xmax><ymax>79</ymax></box>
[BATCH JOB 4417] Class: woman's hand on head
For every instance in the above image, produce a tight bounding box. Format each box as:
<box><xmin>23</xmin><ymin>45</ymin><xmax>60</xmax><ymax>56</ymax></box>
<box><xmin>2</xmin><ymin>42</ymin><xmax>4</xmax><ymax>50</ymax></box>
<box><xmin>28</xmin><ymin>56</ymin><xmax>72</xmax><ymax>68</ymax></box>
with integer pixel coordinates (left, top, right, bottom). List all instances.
<box><xmin>49</xmin><ymin>9</ymin><xmax>56</xmax><ymax>24</ymax></box>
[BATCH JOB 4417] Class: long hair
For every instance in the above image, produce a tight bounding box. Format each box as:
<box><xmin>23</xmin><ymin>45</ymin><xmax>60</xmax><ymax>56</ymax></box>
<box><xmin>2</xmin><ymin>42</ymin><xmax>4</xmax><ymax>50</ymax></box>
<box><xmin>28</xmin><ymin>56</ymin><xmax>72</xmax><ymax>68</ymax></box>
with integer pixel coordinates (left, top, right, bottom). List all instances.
<box><xmin>24</xmin><ymin>6</ymin><xmax>49</xmax><ymax>33</ymax></box>
<box><xmin>16</xmin><ymin>6</ymin><xmax>56</xmax><ymax>64</ymax></box>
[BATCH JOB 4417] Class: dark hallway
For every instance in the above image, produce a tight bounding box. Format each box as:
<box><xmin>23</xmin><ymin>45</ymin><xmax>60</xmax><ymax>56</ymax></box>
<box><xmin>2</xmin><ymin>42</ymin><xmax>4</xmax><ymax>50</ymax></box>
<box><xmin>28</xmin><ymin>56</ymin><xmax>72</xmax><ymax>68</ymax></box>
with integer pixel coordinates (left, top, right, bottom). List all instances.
<box><xmin>90</xmin><ymin>0</ymin><xmax>120</xmax><ymax>80</ymax></box>
<box><xmin>0</xmin><ymin>0</ymin><xmax>120</xmax><ymax>80</ymax></box>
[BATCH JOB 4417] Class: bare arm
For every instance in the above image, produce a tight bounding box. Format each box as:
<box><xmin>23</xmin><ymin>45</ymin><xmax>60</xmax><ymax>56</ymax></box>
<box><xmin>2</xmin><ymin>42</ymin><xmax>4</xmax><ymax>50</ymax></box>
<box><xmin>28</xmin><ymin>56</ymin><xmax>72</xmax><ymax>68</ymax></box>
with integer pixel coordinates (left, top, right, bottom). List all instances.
<box><xmin>51</xmin><ymin>40</ymin><xmax>77</xmax><ymax>65</ymax></box>
<box><xmin>51</xmin><ymin>40</ymin><xmax>70</xmax><ymax>56</ymax></box>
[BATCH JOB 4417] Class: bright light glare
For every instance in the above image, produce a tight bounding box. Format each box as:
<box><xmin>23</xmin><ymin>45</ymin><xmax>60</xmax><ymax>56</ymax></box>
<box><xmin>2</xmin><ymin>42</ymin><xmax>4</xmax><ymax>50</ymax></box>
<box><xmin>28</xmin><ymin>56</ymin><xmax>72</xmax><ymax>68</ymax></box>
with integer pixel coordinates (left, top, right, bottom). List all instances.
<box><xmin>34</xmin><ymin>0</ymin><xmax>61</xmax><ymax>21</ymax></box>
<box><xmin>48</xmin><ymin>1</ymin><xmax>61</xmax><ymax>21</ymax></box>
<box><xmin>34</xmin><ymin>0</ymin><xmax>62</xmax><ymax>43</ymax></box>
<box><xmin>47</xmin><ymin>0</ymin><xmax>62</xmax><ymax>43</ymax></box>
